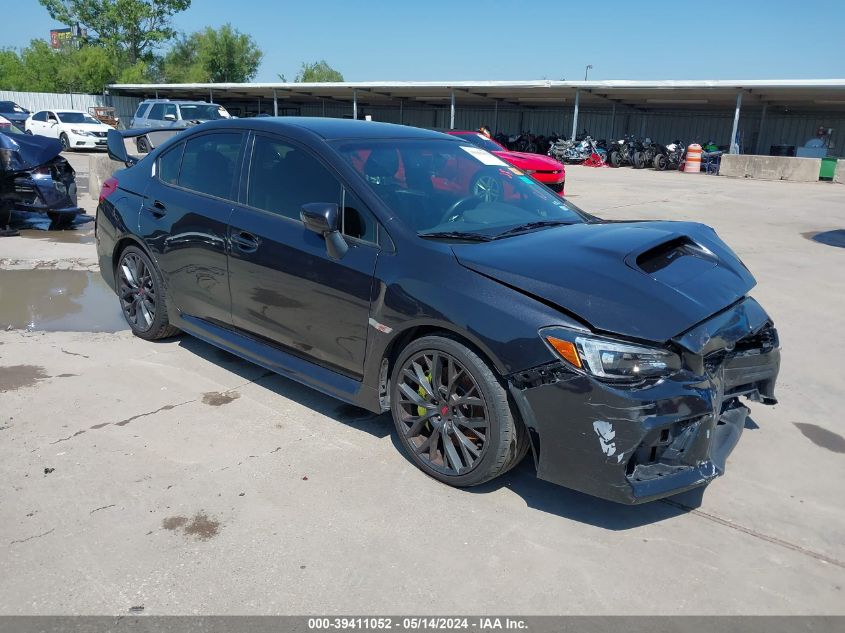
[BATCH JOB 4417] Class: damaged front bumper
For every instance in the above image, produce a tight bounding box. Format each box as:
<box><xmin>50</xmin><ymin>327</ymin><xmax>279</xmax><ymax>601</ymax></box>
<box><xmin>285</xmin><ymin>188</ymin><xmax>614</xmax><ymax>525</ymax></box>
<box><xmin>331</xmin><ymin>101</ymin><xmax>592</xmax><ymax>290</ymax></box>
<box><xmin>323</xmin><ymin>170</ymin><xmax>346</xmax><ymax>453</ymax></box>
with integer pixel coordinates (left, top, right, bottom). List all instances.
<box><xmin>508</xmin><ymin>297</ymin><xmax>780</xmax><ymax>504</ymax></box>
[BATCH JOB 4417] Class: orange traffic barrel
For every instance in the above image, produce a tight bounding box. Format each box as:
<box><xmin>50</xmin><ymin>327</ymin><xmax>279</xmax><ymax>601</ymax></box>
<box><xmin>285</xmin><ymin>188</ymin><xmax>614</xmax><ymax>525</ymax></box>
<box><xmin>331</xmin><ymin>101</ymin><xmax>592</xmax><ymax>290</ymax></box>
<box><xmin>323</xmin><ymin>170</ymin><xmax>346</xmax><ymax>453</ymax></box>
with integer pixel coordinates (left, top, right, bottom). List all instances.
<box><xmin>684</xmin><ymin>143</ymin><xmax>702</xmax><ymax>173</ymax></box>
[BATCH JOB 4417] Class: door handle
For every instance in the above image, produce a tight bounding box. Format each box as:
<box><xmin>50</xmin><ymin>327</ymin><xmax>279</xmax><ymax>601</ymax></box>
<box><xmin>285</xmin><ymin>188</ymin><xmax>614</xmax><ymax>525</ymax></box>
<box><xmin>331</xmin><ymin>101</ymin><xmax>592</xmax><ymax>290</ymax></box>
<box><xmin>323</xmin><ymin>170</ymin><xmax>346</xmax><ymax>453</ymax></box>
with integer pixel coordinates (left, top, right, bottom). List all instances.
<box><xmin>230</xmin><ymin>230</ymin><xmax>259</xmax><ymax>253</ymax></box>
<box><xmin>146</xmin><ymin>200</ymin><xmax>167</xmax><ymax>217</ymax></box>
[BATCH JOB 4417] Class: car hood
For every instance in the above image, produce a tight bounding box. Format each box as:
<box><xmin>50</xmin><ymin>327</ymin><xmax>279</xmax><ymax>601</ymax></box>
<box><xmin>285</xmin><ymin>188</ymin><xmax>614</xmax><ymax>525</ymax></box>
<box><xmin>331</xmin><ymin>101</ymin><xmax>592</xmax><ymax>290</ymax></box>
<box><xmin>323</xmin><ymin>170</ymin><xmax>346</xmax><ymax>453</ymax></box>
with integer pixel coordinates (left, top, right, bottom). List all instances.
<box><xmin>64</xmin><ymin>122</ymin><xmax>109</xmax><ymax>132</ymax></box>
<box><xmin>0</xmin><ymin>132</ymin><xmax>62</xmax><ymax>172</ymax></box>
<box><xmin>493</xmin><ymin>150</ymin><xmax>564</xmax><ymax>171</ymax></box>
<box><xmin>451</xmin><ymin>221</ymin><xmax>756</xmax><ymax>342</ymax></box>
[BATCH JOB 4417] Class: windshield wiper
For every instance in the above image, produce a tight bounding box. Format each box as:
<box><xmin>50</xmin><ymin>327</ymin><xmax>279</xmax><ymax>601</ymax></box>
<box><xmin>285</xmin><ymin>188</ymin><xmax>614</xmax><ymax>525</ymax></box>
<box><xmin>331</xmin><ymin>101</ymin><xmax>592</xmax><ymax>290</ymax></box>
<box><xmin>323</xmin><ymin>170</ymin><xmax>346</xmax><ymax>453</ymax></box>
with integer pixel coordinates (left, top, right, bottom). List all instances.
<box><xmin>493</xmin><ymin>220</ymin><xmax>573</xmax><ymax>239</ymax></box>
<box><xmin>418</xmin><ymin>231</ymin><xmax>494</xmax><ymax>242</ymax></box>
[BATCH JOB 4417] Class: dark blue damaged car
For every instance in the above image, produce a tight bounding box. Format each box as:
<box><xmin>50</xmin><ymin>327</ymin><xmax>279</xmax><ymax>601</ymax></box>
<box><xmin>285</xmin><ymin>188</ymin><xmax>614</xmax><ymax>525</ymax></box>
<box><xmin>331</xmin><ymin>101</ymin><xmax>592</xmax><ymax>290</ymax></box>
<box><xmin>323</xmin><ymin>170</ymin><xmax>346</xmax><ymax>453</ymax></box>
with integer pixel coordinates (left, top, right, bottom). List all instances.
<box><xmin>95</xmin><ymin>118</ymin><xmax>780</xmax><ymax>504</ymax></box>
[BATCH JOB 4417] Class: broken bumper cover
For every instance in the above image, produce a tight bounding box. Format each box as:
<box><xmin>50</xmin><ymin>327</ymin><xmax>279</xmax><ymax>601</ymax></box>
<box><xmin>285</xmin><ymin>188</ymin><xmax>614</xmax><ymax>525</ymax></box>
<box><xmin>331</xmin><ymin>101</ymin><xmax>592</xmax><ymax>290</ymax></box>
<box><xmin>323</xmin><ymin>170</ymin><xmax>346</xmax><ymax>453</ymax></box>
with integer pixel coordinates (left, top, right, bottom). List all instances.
<box><xmin>509</xmin><ymin>297</ymin><xmax>780</xmax><ymax>504</ymax></box>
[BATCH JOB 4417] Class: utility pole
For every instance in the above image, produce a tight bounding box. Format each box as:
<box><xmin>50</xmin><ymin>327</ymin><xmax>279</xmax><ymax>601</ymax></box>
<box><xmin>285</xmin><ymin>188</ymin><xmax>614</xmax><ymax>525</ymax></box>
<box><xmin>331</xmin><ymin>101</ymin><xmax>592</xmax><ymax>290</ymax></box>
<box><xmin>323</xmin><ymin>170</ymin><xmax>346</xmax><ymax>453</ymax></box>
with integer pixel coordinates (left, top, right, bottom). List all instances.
<box><xmin>584</xmin><ymin>64</ymin><xmax>593</xmax><ymax>81</ymax></box>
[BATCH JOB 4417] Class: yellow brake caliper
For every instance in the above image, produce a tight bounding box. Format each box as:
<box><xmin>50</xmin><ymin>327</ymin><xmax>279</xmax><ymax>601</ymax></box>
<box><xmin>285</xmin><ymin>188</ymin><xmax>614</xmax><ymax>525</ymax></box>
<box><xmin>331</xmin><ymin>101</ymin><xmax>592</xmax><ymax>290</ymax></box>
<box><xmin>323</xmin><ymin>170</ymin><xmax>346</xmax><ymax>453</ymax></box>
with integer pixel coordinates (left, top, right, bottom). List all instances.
<box><xmin>417</xmin><ymin>372</ymin><xmax>433</xmax><ymax>417</ymax></box>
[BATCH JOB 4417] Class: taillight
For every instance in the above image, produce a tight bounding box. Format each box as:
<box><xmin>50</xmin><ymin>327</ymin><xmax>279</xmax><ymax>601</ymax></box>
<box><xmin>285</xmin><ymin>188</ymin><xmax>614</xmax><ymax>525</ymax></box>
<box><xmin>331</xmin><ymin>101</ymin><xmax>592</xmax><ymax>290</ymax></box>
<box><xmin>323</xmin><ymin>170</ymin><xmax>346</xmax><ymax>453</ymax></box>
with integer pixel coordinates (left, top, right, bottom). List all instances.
<box><xmin>99</xmin><ymin>176</ymin><xmax>118</xmax><ymax>203</ymax></box>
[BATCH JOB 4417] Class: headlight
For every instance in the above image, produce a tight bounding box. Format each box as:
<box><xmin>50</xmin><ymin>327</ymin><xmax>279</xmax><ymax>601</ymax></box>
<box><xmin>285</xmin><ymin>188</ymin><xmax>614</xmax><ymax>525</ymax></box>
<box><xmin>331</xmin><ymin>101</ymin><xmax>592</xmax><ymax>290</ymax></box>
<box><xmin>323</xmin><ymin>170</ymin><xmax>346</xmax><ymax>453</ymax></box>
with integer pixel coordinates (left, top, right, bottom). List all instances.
<box><xmin>541</xmin><ymin>327</ymin><xmax>681</xmax><ymax>382</ymax></box>
<box><xmin>70</xmin><ymin>129</ymin><xmax>93</xmax><ymax>136</ymax></box>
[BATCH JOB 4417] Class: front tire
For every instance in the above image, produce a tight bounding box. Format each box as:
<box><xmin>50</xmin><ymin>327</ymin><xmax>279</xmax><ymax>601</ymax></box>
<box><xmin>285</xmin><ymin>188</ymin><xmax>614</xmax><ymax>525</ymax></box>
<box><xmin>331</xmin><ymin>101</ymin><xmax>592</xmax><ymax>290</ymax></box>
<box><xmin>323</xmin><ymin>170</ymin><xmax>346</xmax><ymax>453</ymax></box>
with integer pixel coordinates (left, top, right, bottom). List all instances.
<box><xmin>116</xmin><ymin>246</ymin><xmax>179</xmax><ymax>340</ymax></box>
<box><xmin>59</xmin><ymin>133</ymin><xmax>70</xmax><ymax>152</ymax></box>
<box><xmin>390</xmin><ymin>335</ymin><xmax>523</xmax><ymax>487</ymax></box>
<box><xmin>136</xmin><ymin>137</ymin><xmax>150</xmax><ymax>153</ymax></box>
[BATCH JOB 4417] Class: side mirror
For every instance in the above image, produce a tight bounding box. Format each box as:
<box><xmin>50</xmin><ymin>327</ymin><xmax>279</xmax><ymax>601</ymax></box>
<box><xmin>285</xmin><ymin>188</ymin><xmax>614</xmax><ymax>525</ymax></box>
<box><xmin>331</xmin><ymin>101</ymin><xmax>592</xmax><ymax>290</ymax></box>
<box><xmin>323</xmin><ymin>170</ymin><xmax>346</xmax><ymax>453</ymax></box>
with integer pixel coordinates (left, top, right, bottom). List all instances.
<box><xmin>163</xmin><ymin>113</ymin><xmax>177</xmax><ymax>121</ymax></box>
<box><xmin>106</xmin><ymin>128</ymin><xmax>136</xmax><ymax>167</ymax></box>
<box><xmin>301</xmin><ymin>202</ymin><xmax>348</xmax><ymax>260</ymax></box>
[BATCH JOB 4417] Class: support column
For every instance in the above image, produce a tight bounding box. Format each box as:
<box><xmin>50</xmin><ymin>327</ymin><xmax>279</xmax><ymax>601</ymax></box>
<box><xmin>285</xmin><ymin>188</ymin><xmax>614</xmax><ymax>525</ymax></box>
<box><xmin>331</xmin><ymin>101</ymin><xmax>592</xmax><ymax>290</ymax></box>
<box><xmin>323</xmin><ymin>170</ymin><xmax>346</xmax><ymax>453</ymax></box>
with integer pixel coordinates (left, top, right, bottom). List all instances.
<box><xmin>273</xmin><ymin>89</ymin><xmax>278</xmax><ymax>116</ymax></box>
<box><xmin>399</xmin><ymin>99</ymin><xmax>403</xmax><ymax>125</ymax></box>
<box><xmin>570</xmin><ymin>89</ymin><xmax>580</xmax><ymax>140</ymax></box>
<box><xmin>209</xmin><ymin>89</ymin><xmax>213</xmax><ymax>103</ymax></box>
<box><xmin>609</xmin><ymin>103</ymin><xmax>616</xmax><ymax>140</ymax></box>
<box><xmin>322</xmin><ymin>99</ymin><xmax>326</xmax><ymax>117</ymax></box>
<box><xmin>450</xmin><ymin>90</ymin><xmax>455</xmax><ymax>129</ymax></box>
<box><xmin>353</xmin><ymin>89</ymin><xmax>358</xmax><ymax>120</ymax></box>
<box><xmin>493</xmin><ymin>99</ymin><xmax>499</xmax><ymax>134</ymax></box>
<box><xmin>730</xmin><ymin>92</ymin><xmax>743</xmax><ymax>154</ymax></box>
<box><xmin>755</xmin><ymin>103</ymin><xmax>767</xmax><ymax>155</ymax></box>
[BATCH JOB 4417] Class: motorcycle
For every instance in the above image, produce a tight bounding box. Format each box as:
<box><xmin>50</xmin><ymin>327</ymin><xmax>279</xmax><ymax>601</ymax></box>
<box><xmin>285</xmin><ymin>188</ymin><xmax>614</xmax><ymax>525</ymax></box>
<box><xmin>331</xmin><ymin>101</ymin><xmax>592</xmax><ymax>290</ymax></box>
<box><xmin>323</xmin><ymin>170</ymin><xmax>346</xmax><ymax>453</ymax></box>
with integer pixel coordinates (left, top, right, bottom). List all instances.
<box><xmin>632</xmin><ymin>137</ymin><xmax>657</xmax><ymax>169</ymax></box>
<box><xmin>549</xmin><ymin>136</ymin><xmax>606</xmax><ymax>164</ymax></box>
<box><xmin>653</xmin><ymin>140</ymin><xmax>685</xmax><ymax>170</ymax></box>
<box><xmin>607</xmin><ymin>135</ymin><xmax>635</xmax><ymax>167</ymax></box>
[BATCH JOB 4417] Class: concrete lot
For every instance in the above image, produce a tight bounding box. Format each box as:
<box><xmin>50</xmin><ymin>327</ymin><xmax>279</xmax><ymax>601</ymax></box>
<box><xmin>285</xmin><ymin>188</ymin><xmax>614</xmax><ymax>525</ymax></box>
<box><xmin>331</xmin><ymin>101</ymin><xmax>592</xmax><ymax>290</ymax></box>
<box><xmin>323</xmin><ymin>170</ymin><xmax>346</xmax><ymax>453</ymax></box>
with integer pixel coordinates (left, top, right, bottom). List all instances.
<box><xmin>1</xmin><ymin>154</ymin><xmax>844</xmax><ymax>615</ymax></box>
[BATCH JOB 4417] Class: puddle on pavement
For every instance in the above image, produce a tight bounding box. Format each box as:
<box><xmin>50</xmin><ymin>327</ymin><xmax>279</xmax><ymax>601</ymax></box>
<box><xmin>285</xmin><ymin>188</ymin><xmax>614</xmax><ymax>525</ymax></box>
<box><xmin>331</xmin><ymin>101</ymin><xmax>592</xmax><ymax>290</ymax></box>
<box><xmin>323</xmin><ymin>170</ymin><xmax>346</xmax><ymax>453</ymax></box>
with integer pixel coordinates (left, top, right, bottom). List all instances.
<box><xmin>0</xmin><ymin>365</ymin><xmax>48</xmax><ymax>392</ymax></box>
<box><xmin>9</xmin><ymin>211</ymin><xmax>95</xmax><ymax>245</ymax></box>
<box><xmin>0</xmin><ymin>269</ymin><xmax>127</xmax><ymax>332</ymax></box>
<box><xmin>803</xmin><ymin>229</ymin><xmax>845</xmax><ymax>248</ymax></box>
<box><xmin>794</xmin><ymin>423</ymin><xmax>845</xmax><ymax>454</ymax></box>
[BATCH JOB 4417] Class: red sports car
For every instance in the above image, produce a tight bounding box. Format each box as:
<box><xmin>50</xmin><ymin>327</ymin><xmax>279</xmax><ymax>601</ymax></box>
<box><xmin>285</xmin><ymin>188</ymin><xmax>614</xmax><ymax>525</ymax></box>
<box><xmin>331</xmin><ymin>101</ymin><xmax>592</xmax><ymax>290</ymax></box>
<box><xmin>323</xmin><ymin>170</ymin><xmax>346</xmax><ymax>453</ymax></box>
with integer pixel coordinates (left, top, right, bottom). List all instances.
<box><xmin>447</xmin><ymin>130</ymin><xmax>566</xmax><ymax>195</ymax></box>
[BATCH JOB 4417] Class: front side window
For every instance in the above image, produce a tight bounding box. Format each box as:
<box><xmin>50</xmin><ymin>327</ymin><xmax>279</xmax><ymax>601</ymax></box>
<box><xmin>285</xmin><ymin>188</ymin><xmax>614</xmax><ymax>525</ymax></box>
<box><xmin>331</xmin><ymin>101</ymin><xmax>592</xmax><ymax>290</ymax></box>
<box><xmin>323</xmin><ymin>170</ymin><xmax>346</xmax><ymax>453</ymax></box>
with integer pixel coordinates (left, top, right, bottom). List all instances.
<box><xmin>334</xmin><ymin>138</ymin><xmax>587</xmax><ymax>237</ymax></box>
<box><xmin>134</xmin><ymin>104</ymin><xmax>148</xmax><ymax>118</ymax></box>
<box><xmin>147</xmin><ymin>103</ymin><xmax>165</xmax><ymax>120</ymax></box>
<box><xmin>247</xmin><ymin>135</ymin><xmax>340</xmax><ymax>221</ymax></box>
<box><xmin>177</xmin><ymin>132</ymin><xmax>243</xmax><ymax>200</ymax></box>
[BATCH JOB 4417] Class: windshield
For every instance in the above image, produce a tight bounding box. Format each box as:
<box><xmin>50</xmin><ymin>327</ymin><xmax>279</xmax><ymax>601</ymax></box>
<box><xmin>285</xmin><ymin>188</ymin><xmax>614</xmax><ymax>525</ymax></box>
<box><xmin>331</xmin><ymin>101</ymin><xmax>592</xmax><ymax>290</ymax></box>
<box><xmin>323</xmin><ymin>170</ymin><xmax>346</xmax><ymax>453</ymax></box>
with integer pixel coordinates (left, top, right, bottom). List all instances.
<box><xmin>453</xmin><ymin>132</ymin><xmax>505</xmax><ymax>153</ymax></box>
<box><xmin>334</xmin><ymin>139</ymin><xmax>586</xmax><ymax>238</ymax></box>
<box><xmin>57</xmin><ymin>112</ymin><xmax>101</xmax><ymax>124</ymax></box>
<box><xmin>0</xmin><ymin>101</ymin><xmax>27</xmax><ymax>114</ymax></box>
<box><xmin>179</xmin><ymin>104</ymin><xmax>230</xmax><ymax>120</ymax></box>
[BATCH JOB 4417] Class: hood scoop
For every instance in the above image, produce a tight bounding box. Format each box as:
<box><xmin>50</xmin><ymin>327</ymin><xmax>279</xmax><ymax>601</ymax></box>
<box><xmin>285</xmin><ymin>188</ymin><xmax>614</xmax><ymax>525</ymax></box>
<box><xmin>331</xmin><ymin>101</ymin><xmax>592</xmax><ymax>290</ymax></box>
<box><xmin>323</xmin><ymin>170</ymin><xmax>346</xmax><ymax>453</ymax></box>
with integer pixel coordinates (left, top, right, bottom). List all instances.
<box><xmin>627</xmin><ymin>235</ymin><xmax>718</xmax><ymax>286</ymax></box>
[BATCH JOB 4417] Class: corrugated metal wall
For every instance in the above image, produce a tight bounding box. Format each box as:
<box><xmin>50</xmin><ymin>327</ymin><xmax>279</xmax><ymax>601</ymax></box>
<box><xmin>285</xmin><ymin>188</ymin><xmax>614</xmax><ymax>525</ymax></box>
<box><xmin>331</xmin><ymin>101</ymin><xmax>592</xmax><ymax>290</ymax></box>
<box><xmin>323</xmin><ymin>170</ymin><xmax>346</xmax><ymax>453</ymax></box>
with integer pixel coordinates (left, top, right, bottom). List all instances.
<box><xmin>0</xmin><ymin>90</ymin><xmax>141</xmax><ymax>128</ymax></box>
<box><xmin>3</xmin><ymin>89</ymin><xmax>842</xmax><ymax>155</ymax></box>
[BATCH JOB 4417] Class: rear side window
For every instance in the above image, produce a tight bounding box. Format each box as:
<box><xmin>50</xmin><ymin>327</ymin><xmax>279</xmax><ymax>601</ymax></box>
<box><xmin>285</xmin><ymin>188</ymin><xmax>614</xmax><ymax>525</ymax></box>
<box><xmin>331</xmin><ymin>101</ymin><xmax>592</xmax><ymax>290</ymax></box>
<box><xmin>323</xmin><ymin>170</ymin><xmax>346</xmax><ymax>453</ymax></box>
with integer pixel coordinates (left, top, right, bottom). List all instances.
<box><xmin>33</xmin><ymin>111</ymin><xmax>47</xmax><ymax>122</ymax></box>
<box><xmin>247</xmin><ymin>135</ymin><xmax>340</xmax><ymax>221</ymax></box>
<box><xmin>177</xmin><ymin>133</ymin><xmax>243</xmax><ymax>200</ymax></box>
<box><xmin>157</xmin><ymin>142</ymin><xmax>184</xmax><ymax>185</ymax></box>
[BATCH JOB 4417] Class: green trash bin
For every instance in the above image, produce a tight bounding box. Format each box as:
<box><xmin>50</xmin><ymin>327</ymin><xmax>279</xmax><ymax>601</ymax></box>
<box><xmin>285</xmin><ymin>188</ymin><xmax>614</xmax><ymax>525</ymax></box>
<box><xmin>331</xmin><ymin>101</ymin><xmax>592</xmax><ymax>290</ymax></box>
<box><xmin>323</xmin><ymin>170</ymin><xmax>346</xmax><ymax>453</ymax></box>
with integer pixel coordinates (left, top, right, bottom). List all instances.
<box><xmin>820</xmin><ymin>157</ymin><xmax>837</xmax><ymax>180</ymax></box>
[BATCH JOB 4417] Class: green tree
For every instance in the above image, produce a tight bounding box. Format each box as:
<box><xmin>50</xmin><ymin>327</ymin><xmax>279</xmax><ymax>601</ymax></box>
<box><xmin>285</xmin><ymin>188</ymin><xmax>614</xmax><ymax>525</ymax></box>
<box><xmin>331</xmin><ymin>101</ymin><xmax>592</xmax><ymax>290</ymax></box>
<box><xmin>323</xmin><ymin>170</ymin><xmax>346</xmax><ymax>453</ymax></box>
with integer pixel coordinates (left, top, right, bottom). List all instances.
<box><xmin>162</xmin><ymin>24</ymin><xmax>262</xmax><ymax>83</ymax></box>
<box><xmin>294</xmin><ymin>60</ymin><xmax>344</xmax><ymax>83</ymax></box>
<box><xmin>38</xmin><ymin>0</ymin><xmax>191</xmax><ymax>63</ymax></box>
<box><xmin>0</xmin><ymin>50</ymin><xmax>25</xmax><ymax>90</ymax></box>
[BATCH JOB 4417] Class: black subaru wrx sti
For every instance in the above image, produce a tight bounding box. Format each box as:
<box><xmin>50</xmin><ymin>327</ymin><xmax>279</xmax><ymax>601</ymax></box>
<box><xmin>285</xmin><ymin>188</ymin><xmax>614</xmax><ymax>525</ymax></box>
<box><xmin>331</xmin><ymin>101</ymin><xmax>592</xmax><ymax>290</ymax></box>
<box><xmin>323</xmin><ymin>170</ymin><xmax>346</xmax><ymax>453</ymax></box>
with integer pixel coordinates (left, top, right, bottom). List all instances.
<box><xmin>97</xmin><ymin>118</ymin><xmax>779</xmax><ymax>504</ymax></box>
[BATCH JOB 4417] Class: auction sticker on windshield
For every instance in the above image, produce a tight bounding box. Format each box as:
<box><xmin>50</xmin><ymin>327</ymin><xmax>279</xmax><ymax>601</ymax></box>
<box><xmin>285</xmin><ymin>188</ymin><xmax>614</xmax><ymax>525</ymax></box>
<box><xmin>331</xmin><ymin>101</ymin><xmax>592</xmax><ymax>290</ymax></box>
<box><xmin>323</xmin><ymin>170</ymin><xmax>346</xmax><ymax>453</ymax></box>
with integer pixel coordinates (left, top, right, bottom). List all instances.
<box><xmin>459</xmin><ymin>145</ymin><xmax>507</xmax><ymax>166</ymax></box>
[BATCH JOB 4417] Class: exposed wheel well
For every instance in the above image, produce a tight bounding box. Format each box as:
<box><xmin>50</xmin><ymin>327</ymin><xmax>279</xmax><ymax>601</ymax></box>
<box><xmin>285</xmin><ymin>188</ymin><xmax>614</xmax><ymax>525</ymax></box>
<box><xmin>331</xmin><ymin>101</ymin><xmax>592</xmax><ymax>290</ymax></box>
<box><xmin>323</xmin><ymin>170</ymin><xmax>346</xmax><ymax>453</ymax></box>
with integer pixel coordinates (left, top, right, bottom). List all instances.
<box><xmin>112</xmin><ymin>237</ymin><xmax>148</xmax><ymax>273</ymax></box>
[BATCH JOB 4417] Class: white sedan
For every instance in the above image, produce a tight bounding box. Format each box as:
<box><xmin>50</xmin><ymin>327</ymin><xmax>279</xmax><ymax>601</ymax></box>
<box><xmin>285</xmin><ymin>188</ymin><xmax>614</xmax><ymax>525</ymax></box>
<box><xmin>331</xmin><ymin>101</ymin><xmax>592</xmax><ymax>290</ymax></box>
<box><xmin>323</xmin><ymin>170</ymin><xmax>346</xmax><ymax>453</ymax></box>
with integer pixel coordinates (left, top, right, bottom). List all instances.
<box><xmin>25</xmin><ymin>109</ymin><xmax>111</xmax><ymax>151</ymax></box>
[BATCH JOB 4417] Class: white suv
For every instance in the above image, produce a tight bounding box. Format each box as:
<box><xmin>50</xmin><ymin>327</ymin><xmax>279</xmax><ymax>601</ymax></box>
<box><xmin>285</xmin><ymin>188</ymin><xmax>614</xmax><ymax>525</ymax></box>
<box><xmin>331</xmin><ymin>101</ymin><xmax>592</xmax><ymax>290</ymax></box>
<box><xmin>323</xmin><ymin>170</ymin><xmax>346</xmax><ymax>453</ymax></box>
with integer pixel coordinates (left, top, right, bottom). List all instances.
<box><xmin>130</xmin><ymin>99</ymin><xmax>231</xmax><ymax>152</ymax></box>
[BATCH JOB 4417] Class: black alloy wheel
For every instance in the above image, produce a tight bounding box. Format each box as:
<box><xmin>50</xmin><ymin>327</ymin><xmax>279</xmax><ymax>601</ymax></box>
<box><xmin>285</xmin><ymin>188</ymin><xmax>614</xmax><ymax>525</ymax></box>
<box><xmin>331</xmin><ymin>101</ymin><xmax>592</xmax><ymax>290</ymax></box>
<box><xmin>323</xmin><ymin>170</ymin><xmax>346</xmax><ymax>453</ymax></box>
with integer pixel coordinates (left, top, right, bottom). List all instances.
<box><xmin>391</xmin><ymin>336</ymin><xmax>527</xmax><ymax>486</ymax></box>
<box><xmin>117</xmin><ymin>246</ymin><xmax>179</xmax><ymax>340</ymax></box>
<box><xmin>137</xmin><ymin>137</ymin><xmax>149</xmax><ymax>153</ymax></box>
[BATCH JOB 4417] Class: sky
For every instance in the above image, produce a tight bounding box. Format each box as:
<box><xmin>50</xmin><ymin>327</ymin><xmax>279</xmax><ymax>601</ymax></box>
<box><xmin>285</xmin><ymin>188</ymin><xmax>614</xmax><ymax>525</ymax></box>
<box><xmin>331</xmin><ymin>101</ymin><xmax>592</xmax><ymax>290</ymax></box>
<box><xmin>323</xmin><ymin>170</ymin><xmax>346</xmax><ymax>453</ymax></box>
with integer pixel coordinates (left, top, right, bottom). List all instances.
<box><xmin>3</xmin><ymin>0</ymin><xmax>844</xmax><ymax>83</ymax></box>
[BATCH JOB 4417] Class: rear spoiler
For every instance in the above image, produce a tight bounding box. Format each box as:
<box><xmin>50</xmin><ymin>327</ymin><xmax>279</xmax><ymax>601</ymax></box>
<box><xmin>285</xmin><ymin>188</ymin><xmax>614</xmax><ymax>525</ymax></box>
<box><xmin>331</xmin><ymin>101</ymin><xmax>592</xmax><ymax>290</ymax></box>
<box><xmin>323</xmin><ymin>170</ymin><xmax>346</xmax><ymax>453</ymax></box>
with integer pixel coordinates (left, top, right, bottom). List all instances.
<box><xmin>106</xmin><ymin>127</ymin><xmax>184</xmax><ymax>167</ymax></box>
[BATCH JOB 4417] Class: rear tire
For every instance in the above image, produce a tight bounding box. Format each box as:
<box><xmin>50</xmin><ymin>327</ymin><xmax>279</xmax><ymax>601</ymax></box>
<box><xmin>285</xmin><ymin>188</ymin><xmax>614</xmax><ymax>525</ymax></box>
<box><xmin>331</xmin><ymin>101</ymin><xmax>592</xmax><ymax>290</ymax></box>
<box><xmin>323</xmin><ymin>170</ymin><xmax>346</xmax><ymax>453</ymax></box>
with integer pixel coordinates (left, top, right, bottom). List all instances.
<box><xmin>609</xmin><ymin>151</ymin><xmax>621</xmax><ymax>167</ymax></box>
<box><xmin>654</xmin><ymin>154</ymin><xmax>668</xmax><ymax>170</ymax></box>
<box><xmin>116</xmin><ymin>245</ymin><xmax>180</xmax><ymax>340</ymax></box>
<box><xmin>390</xmin><ymin>335</ymin><xmax>520</xmax><ymax>487</ymax></box>
<box><xmin>136</xmin><ymin>137</ymin><xmax>149</xmax><ymax>153</ymax></box>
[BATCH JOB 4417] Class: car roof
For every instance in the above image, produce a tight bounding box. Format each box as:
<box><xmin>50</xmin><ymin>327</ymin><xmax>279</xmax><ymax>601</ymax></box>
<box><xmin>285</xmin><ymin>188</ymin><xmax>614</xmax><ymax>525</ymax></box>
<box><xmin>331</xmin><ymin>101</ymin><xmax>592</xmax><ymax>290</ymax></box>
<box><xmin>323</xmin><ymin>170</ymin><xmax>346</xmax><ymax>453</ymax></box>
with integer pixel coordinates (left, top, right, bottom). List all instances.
<box><xmin>227</xmin><ymin>117</ymin><xmax>457</xmax><ymax>141</ymax></box>
<box><xmin>141</xmin><ymin>99</ymin><xmax>214</xmax><ymax>105</ymax></box>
